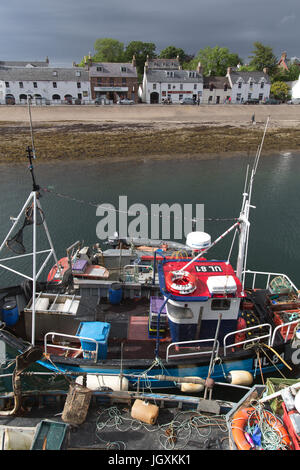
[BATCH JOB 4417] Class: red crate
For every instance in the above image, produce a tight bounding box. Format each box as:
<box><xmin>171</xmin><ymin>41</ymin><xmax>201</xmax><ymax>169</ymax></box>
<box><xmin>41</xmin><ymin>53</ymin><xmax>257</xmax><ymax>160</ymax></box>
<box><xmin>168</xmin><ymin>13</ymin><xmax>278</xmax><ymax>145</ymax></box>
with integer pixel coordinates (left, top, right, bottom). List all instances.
<box><xmin>273</xmin><ymin>310</ymin><xmax>300</xmax><ymax>340</ymax></box>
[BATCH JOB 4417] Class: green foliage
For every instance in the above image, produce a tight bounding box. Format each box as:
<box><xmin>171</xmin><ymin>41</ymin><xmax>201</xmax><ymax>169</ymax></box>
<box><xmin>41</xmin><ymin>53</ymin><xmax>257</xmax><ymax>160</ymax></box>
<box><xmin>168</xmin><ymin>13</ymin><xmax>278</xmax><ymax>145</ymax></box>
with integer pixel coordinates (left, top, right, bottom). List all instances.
<box><xmin>189</xmin><ymin>46</ymin><xmax>242</xmax><ymax>76</ymax></box>
<box><xmin>93</xmin><ymin>38</ymin><xmax>125</xmax><ymax>62</ymax></box>
<box><xmin>159</xmin><ymin>46</ymin><xmax>186</xmax><ymax>63</ymax></box>
<box><xmin>270</xmin><ymin>81</ymin><xmax>290</xmax><ymax>100</ymax></box>
<box><xmin>124</xmin><ymin>41</ymin><xmax>157</xmax><ymax>75</ymax></box>
<box><xmin>271</xmin><ymin>63</ymin><xmax>300</xmax><ymax>83</ymax></box>
<box><xmin>248</xmin><ymin>42</ymin><xmax>278</xmax><ymax>75</ymax></box>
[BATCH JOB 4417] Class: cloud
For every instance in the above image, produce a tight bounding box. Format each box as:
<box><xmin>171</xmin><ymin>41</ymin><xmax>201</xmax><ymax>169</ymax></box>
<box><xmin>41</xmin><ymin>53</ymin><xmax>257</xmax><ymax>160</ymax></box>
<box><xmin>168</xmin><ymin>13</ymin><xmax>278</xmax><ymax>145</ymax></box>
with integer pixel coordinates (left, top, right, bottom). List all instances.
<box><xmin>280</xmin><ymin>14</ymin><xmax>296</xmax><ymax>24</ymax></box>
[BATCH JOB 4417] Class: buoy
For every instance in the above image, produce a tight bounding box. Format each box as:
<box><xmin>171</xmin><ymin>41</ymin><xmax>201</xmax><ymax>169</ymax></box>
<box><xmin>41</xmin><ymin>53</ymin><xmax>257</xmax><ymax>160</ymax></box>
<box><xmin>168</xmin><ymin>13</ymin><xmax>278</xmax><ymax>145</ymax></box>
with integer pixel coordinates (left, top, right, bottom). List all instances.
<box><xmin>226</xmin><ymin>370</ymin><xmax>253</xmax><ymax>386</ymax></box>
<box><xmin>180</xmin><ymin>377</ymin><xmax>205</xmax><ymax>393</ymax></box>
<box><xmin>131</xmin><ymin>399</ymin><xmax>159</xmax><ymax>425</ymax></box>
<box><xmin>75</xmin><ymin>374</ymin><xmax>129</xmax><ymax>391</ymax></box>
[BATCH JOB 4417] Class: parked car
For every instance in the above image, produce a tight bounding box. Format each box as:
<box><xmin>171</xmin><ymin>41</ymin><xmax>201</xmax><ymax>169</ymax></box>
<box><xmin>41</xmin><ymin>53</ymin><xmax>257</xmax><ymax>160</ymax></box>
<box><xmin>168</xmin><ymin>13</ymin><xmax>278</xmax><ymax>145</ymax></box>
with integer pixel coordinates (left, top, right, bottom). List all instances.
<box><xmin>180</xmin><ymin>98</ymin><xmax>196</xmax><ymax>105</ymax></box>
<box><xmin>287</xmin><ymin>98</ymin><xmax>300</xmax><ymax>104</ymax></box>
<box><xmin>263</xmin><ymin>98</ymin><xmax>281</xmax><ymax>105</ymax></box>
<box><xmin>243</xmin><ymin>98</ymin><xmax>260</xmax><ymax>105</ymax></box>
<box><xmin>117</xmin><ymin>98</ymin><xmax>134</xmax><ymax>105</ymax></box>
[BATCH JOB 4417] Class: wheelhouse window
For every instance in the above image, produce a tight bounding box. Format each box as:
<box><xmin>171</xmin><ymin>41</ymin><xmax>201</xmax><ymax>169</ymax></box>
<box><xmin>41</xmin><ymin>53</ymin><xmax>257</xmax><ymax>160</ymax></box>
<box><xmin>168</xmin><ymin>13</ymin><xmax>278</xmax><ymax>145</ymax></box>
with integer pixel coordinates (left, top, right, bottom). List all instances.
<box><xmin>211</xmin><ymin>299</ymin><xmax>231</xmax><ymax>310</ymax></box>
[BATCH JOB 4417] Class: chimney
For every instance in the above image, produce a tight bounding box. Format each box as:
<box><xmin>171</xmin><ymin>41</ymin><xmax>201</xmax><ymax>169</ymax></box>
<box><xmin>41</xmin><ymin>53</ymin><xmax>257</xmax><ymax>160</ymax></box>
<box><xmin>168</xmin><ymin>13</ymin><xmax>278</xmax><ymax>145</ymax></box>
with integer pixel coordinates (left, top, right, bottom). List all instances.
<box><xmin>227</xmin><ymin>67</ymin><xmax>232</xmax><ymax>75</ymax></box>
<box><xmin>197</xmin><ymin>62</ymin><xmax>203</xmax><ymax>74</ymax></box>
<box><xmin>132</xmin><ymin>55</ymin><xmax>136</xmax><ymax>67</ymax></box>
<box><xmin>263</xmin><ymin>67</ymin><xmax>268</xmax><ymax>74</ymax></box>
<box><xmin>144</xmin><ymin>57</ymin><xmax>149</xmax><ymax>73</ymax></box>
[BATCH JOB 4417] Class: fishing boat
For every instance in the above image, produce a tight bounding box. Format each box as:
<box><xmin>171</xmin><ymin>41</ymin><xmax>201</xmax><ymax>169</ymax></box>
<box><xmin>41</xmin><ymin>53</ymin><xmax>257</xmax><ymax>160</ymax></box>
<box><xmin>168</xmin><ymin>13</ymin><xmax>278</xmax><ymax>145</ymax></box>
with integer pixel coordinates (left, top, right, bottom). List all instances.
<box><xmin>0</xmin><ymin>118</ymin><xmax>300</xmax><ymax>395</ymax></box>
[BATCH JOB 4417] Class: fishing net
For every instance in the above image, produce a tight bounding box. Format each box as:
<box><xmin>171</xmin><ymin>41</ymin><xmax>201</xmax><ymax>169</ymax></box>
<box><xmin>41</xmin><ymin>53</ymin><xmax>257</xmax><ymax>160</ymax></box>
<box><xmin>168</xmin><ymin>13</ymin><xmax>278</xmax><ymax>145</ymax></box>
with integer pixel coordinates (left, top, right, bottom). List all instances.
<box><xmin>5</xmin><ymin>204</ymin><xmax>44</xmax><ymax>255</ymax></box>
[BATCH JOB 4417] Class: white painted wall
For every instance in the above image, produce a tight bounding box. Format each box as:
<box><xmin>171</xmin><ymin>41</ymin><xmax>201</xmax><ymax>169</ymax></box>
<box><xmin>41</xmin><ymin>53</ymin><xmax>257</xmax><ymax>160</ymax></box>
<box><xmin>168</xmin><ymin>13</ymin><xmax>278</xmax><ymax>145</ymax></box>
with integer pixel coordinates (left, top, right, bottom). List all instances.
<box><xmin>230</xmin><ymin>79</ymin><xmax>271</xmax><ymax>103</ymax></box>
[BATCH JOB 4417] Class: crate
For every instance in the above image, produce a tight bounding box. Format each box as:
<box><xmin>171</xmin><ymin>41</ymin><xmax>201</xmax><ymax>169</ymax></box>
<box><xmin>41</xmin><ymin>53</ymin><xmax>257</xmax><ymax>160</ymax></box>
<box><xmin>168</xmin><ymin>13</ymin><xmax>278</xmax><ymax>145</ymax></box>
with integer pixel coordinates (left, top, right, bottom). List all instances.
<box><xmin>30</xmin><ymin>420</ymin><xmax>69</xmax><ymax>450</ymax></box>
<box><xmin>76</xmin><ymin>321</ymin><xmax>110</xmax><ymax>360</ymax></box>
<box><xmin>273</xmin><ymin>310</ymin><xmax>300</xmax><ymax>340</ymax></box>
<box><xmin>266</xmin><ymin>378</ymin><xmax>299</xmax><ymax>416</ymax></box>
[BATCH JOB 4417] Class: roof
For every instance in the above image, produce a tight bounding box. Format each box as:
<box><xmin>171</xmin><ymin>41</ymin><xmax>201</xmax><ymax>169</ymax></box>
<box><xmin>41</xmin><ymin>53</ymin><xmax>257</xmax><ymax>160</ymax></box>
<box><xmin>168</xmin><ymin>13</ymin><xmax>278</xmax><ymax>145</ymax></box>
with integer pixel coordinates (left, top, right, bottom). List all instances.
<box><xmin>89</xmin><ymin>62</ymin><xmax>137</xmax><ymax>78</ymax></box>
<box><xmin>158</xmin><ymin>259</ymin><xmax>243</xmax><ymax>301</ymax></box>
<box><xmin>203</xmin><ymin>76</ymin><xmax>231</xmax><ymax>89</ymax></box>
<box><xmin>0</xmin><ymin>67</ymin><xmax>89</xmax><ymax>82</ymax></box>
<box><xmin>0</xmin><ymin>60</ymin><xmax>49</xmax><ymax>68</ymax></box>
<box><xmin>147</xmin><ymin>58</ymin><xmax>180</xmax><ymax>69</ymax></box>
<box><xmin>146</xmin><ymin>69</ymin><xmax>203</xmax><ymax>83</ymax></box>
<box><xmin>228</xmin><ymin>70</ymin><xmax>270</xmax><ymax>84</ymax></box>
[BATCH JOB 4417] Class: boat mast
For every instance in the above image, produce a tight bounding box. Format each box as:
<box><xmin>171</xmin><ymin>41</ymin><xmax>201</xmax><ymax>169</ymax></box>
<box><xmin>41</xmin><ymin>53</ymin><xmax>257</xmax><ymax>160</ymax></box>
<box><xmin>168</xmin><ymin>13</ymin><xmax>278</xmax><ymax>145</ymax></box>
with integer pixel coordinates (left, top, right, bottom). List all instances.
<box><xmin>0</xmin><ymin>99</ymin><xmax>60</xmax><ymax>346</ymax></box>
<box><xmin>236</xmin><ymin>116</ymin><xmax>270</xmax><ymax>286</ymax></box>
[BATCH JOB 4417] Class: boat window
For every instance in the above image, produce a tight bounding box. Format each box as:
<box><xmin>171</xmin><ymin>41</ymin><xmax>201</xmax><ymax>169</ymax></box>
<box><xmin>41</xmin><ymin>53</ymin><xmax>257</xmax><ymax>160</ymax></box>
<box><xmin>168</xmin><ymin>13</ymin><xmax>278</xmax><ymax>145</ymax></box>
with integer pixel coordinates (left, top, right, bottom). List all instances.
<box><xmin>211</xmin><ymin>299</ymin><xmax>231</xmax><ymax>310</ymax></box>
<box><xmin>167</xmin><ymin>303</ymin><xmax>193</xmax><ymax>319</ymax></box>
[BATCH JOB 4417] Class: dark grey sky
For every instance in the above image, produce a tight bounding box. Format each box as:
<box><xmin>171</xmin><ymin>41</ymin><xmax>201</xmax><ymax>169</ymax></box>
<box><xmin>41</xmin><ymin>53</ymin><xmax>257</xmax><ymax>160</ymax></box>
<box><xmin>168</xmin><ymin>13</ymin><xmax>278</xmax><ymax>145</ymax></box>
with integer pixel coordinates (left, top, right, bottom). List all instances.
<box><xmin>1</xmin><ymin>0</ymin><xmax>299</xmax><ymax>66</ymax></box>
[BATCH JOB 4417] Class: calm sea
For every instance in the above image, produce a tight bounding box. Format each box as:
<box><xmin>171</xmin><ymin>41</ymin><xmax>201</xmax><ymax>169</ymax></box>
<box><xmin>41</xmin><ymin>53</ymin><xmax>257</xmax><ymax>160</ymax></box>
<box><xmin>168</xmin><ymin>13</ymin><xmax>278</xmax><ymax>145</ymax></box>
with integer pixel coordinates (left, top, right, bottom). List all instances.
<box><xmin>0</xmin><ymin>151</ymin><xmax>299</xmax><ymax>287</ymax></box>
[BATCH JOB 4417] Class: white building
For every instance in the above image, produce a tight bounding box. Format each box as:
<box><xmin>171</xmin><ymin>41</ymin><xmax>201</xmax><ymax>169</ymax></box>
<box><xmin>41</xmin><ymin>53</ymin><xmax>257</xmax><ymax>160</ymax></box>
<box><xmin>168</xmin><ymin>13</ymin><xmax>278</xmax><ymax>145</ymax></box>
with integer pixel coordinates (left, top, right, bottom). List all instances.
<box><xmin>202</xmin><ymin>76</ymin><xmax>231</xmax><ymax>104</ymax></box>
<box><xmin>0</xmin><ymin>66</ymin><xmax>91</xmax><ymax>104</ymax></box>
<box><xmin>139</xmin><ymin>59</ymin><xmax>203</xmax><ymax>104</ymax></box>
<box><xmin>226</xmin><ymin>68</ymin><xmax>271</xmax><ymax>103</ymax></box>
<box><xmin>287</xmin><ymin>75</ymin><xmax>300</xmax><ymax>99</ymax></box>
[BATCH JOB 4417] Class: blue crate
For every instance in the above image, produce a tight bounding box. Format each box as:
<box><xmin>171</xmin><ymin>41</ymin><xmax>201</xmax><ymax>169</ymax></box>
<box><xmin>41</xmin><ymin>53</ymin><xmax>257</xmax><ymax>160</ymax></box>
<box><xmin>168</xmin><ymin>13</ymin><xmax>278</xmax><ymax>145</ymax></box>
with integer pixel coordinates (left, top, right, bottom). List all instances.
<box><xmin>76</xmin><ymin>321</ymin><xmax>110</xmax><ymax>360</ymax></box>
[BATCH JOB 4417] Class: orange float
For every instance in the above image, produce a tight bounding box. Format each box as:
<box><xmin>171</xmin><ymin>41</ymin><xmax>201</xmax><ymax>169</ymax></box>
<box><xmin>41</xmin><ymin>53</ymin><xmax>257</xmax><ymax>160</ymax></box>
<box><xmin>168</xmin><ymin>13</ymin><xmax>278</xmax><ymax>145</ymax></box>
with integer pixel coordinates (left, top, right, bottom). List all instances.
<box><xmin>231</xmin><ymin>406</ymin><xmax>293</xmax><ymax>450</ymax></box>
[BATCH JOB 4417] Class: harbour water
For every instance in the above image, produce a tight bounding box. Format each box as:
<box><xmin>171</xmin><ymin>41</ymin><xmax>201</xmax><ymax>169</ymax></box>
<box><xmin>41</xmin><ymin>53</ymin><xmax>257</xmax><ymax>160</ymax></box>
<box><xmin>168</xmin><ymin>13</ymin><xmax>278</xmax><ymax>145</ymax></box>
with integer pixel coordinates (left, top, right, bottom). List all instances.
<box><xmin>0</xmin><ymin>151</ymin><xmax>299</xmax><ymax>287</ymax></box>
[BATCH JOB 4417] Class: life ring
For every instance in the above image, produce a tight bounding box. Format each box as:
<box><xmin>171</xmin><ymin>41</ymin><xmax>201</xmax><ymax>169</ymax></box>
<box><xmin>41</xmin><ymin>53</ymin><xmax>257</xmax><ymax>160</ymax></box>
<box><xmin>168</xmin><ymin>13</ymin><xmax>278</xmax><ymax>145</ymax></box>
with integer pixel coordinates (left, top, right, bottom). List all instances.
<box><xmin>165</xmin><ymin>270</ymin><xmax>197</xmax><ymax>295</ymax></box>
<box><xmin>231</xmin><ymin>406</ymin><xmax>293</xmax><ymax>450</ymax></box>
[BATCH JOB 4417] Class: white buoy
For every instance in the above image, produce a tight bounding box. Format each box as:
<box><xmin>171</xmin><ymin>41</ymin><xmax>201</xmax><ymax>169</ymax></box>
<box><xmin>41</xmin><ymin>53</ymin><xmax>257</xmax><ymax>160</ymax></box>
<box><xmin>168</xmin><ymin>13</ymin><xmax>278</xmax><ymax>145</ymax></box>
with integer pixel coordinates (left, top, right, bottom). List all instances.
<box><xmin>180</xmin><ymin>379</ymin><xmax>205</xmax><ymax>393</ymax></box>
<box><xmin>186</xmin><ymin>232</ymin><xmax>211</xmax><ymax>250</ymax></box>
<box><xmin>226</xmin><ymin>370</ymin><xmax>253</xmax><ymax>386</ymax></box>
<box><xmin>75</xmin><ymin>374</ymin><xmax>129</xmax><ymax>391</ymax></box>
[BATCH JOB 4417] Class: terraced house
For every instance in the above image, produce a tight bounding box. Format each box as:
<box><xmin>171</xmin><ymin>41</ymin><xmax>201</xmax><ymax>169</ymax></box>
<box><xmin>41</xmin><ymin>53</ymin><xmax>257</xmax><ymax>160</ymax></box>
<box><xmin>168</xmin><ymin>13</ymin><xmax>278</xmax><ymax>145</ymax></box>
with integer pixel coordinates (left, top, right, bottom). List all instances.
<box><xmin>0</xmin><ymin>64</ymin><xmax>91</xmax><ymax>104</ymax></box>
<box><xmin>226</xmin><ymin>67</ymin><xmax>271</xmax><ymax>103</ymax></box>
<box><xmin>89</xmin><ymin>58</ymin><xmax>138</xmax><ymax>104</ymax></box>
<box><xmin>139</xmin><ymin>58</ymin><xmax>203</xmax><ymax>104</ymax></box>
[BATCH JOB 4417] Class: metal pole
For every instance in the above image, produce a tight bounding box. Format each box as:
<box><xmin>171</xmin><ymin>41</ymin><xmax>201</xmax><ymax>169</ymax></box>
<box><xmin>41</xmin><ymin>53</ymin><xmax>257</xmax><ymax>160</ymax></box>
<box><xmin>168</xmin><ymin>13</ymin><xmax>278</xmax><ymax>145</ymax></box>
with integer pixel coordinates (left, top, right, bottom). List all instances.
<box><xmin>31</xmin><ymin>191</ymin><xmax>37</xmax><ymax>346</ymax></box>
<box><xmin>204</xmin><ymin>313</ymin><xmax>222</xmax><ymax>400</ymax></box>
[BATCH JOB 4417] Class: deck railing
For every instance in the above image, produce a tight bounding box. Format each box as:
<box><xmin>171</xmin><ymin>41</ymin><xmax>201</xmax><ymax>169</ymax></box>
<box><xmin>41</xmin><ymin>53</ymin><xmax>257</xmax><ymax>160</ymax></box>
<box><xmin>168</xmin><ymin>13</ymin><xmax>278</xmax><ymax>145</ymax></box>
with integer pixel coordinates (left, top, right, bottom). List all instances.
<box><xmin>44</xmin><ymin>332</ymin><xmax>99</xmax><ymax>362</ymax></box>
<box><xmin>223</xmin><ymin>323</ymin><xmax>272</xmax><ymax>356</ymax></box>
<box><xmin>166</xmin><ymin>338</ymin><xmax>219</xmax><ymax>362</ymax></box>
<box><xmin>242</xmin><ymin>270</ymin><xmax>299</xmax><ymax>294</ymax></box>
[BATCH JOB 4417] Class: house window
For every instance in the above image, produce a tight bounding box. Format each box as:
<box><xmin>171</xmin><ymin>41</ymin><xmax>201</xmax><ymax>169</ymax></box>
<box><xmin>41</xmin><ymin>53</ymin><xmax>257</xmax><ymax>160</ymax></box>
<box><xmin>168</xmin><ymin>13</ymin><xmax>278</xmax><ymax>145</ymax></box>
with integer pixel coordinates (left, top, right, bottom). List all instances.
<box><xmin>261</xmin><ymin>82</ymin><xmax>264</xmax><ymax>89</ymax></box>
<box><xmin>248</xmin><ymin>93</ymin><xmax>252</xmax><ymax>99</ymax></box>
<box><xmin>179</xmin><ymin>94</ymin><xmax>183</xmax><ymax>100</ymax></box>
<box><xmin>96</xmin><ymin>66</ymin><xmax>102</xmax><ymax>72</ymax></box>
<box><xmin>121</xmin><ymin>66</ymin><xmax>127</xmax><ymax>72</ymax></box>
<box><xmin>122</xmin><ymin>78</ymin><xmax>126</xmax><ymax>86</ymax></box>
<box><xmin>249</xmin><ymin>81</ymin><xmax>253</xmax><ymax>88</ymax></box>
<box><xmin>211</xmin><ymin>299</ymin><xmax>231</xmax><ymax>310</ymax></box>
<box><xmin>236</xmin><ymin>93</ymin><xmax>241</xmax><ymax>101</ymax></box>
<box><xmin>77</xmin><ymin>82</ymin><xmax>81</xmax><ymax>88</ymax></box>
<box><xmin>76</xmin><ymin>71</ymin><xmax>81</xmax><ymax>77</ymax></box>
<box><xmin>153</xmin><ymin>84</ymin><xmax>157</xmax><ymax>90</ymax></box>
<box><xmin>180</xmin><ymin>84</ymin><xmax>183</xmax><ymax>90</ymax></box>
<box><xmin>5</xmin><ymin>82</ymin><xmax>9</xmax><ymax>88</ymax></box>
<box><xmin>208</xmin><ymin>95</ymin><xmax>213</xmax><ymax>102</ymax></box>
<box><xmin>259</xmin><ymin>93</ymin><xmax>264</xmax><ymax>101</ymax></box>
<box><xmin>53</xmin><ymin>82</ymin><xmax>57</xmax><ymax>88</ymax></box>
<box><xmin>224</xmin><ymin>84</ymin><xmax>228</xmax><ymax>91</ymax></box>
<box><xmin>168</xmin><ymin>84</ymin><xmax>171</xmax><ymax>90</ymax></box>
<box><xmin>238</xmin><ymin>82</ymin><xmax>242</xmax><ymax>89</ymax></box>
<box><xmin>19</xmin><ymin>82</ymin><xmax>23</xmax><ymax>88</ymax></box>
<box><xmin>194</xmin><ymin>84</ymin><xmax>197</xmax><ymax>90</ymax></box>
<box><xmin>33</xmin><ymin>82</ymin><xmax>37</xmax><ymax>88</ymax></box>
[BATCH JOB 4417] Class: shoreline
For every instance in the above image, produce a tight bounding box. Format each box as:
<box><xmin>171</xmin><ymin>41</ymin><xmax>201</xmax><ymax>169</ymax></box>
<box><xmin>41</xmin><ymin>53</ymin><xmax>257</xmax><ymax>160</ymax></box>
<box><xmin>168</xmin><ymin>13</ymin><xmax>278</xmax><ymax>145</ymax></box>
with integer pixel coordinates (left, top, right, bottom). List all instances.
<box><xmin>0</xmin><ymin>105</ymin><xmax>300</xmax><ymax>163</ymax></box>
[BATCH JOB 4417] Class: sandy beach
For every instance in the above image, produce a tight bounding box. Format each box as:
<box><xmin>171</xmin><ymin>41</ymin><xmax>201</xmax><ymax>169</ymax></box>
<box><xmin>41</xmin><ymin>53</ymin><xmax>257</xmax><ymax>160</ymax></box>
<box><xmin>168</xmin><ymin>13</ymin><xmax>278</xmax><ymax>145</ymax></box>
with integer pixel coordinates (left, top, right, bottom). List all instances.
<box><xmin>0</xmin><ymin>104</ymin><xmax>299</xmax><ymax>163</ymax></box>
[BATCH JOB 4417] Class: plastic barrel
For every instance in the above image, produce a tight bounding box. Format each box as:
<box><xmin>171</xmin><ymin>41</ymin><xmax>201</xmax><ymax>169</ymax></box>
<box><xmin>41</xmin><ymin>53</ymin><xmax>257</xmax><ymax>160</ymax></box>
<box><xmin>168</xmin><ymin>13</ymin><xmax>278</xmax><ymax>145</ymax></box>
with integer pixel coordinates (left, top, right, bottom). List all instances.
<box><xmin>2</xmin><ymin>298</ymin><xmax>19</xmax><ymax>326</ymax></box>
<box><xmin>108</xmin><ymin>282</ymin><xmax>123</xmax><ymax>305</ymax></box>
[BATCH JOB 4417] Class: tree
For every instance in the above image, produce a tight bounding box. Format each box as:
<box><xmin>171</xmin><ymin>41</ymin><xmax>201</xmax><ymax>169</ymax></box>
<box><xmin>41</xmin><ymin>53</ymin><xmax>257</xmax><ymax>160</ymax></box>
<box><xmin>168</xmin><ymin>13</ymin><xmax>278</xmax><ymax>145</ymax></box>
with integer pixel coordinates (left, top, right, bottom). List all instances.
<box><xmin>271</xmin><ymin>63</ymin><xmax>300</xmax><ymax>83</ymax></box>
<box><xmin>93</xmin><ymin>38</ymin><xmax>125</xmax><ymax>62</ymax></box>
<box><xmin>159</xmin><ymin>46</ymin><xmax>186</xmax><ymax>64</ymax></box>
<box><xmin>124</xmin><ymin>41</ymin><xmax>157</xmax><ymax>76</ymax></box>
<box><xmin>270</xmin><ymin>81</ymin><xmax>290</xmax><ymax>101</ymax></box>
<box><xmin>248</xmin><ymin>42</ymin><xmax>278</xmax><ymax>75</ymax></box>
<box><xmin>187</xmin><ymin>46</ymin><xmax>242</xmax><ymax>76</ymax></box>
